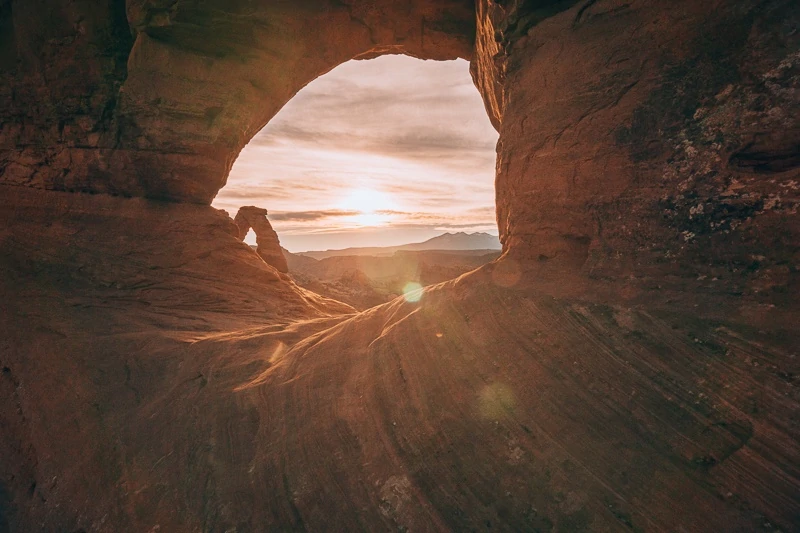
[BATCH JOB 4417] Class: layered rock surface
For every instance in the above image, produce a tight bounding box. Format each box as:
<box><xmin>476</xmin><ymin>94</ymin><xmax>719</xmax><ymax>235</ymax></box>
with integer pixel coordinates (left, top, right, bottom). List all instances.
<box><xmin>474</xmin><ymin>0</ymin><xmax>800</xmax><ymax>302</ymax></box>
<box><xmin>0</xmin><ymin>0</ymin><xmax>798</xmax><ymax>531</ymax></box>
<box><xmin>0</xmin><ymin>0</ymin><xmax>474</xmax><ymax>202</ymax></box>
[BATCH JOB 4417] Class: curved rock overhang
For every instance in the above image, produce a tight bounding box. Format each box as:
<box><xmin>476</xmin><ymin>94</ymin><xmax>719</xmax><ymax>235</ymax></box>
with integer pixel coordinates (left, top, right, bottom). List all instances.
<box><xmin>0</xmin><ymin>0</ymin><xmax>798</xmax><ymax>296</ymax></box>
<box><xmin>0</xmin><ymin>0</ymin><xmax>476</xmax><ymax>203</ymax></box>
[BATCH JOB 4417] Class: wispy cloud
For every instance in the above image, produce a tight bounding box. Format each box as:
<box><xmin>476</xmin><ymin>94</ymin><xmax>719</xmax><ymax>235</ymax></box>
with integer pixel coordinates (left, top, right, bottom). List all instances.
<box><xmin>268</xmin><ymin>209</ymin><xmax>360</xmax><ymax>221</ymax></box>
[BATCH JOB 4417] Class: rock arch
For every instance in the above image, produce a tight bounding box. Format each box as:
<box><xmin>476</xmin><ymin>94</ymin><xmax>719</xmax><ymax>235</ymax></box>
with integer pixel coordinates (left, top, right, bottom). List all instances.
<box><xmin>0</xmin><ymin>0</ymin><xmax>796</xmax><ymax>289</ymax></box>
<box><xmin>233</xmin><ymin>206</ymin><xmax>289</xmax><ymax>273</ymax></box>
<box><xmin>0</xmin><ymin>1</ymin><xmax>798</xmax><ymax>531</ymax></box>
<box><xmin>0</xmin><ymin>0</ymin><xmax>476</xmax><ymax>203</ymax></box>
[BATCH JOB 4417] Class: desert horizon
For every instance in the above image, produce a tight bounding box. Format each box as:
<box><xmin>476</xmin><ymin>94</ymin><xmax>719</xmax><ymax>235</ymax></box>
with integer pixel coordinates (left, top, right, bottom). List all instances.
<box><xmin>241</xmin><ymin>226</ymin><xmax>501</xmax><ymax>253</ymax></box>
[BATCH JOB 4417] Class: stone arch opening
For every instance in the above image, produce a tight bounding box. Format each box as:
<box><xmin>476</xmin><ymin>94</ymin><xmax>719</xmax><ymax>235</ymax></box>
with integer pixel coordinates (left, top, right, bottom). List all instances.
<box><xmin>112</xmin><ymin>1</ymin><xmax>480</xmax><ymax>203</ymax></box>
<box><xmin>0</xmin><ymin>0</ymin><xmax>479</xmax><ymax>204</ymax></box>
<box><xmin>213</xmin><ymin>54</ymin><xmax>499</xmax><ymax>253</ymax></box>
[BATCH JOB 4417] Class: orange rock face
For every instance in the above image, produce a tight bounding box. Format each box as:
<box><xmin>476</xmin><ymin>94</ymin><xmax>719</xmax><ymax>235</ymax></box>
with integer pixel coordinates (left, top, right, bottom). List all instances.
<box><xmin>0</xmin><ymin>0</ymin><xmax>474</xmax><ymax>202</ymax></box>
<box><xmin>482</xmin><ymin>0</ymin><xmax>799</xmax><ymax>304</ymax></box>
<box><xmin>0</xmin><ymin>0</ymin><xmax>798</xmax><ymax>531</ymax></box>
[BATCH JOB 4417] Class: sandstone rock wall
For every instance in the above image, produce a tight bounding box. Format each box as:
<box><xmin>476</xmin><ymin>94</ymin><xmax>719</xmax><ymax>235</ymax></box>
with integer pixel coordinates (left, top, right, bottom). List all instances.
<box><xmin>0</xmin><ymin>0</ymin><xmax>474</xmax><ymax>202</ymax></box>
<box><xmin>3</xmin><ymin>0</ymin><xmax>794</xmax><ymax>304</ymax></box>
<box><xmin>477</xmin><ymin>0</ymin><xmax>799</xmax><ymax>306</ymax></box>
<box><xmin>0</xmin><ymin>0</ymin><xmax>132</xmax><ymax>193</ymax></box>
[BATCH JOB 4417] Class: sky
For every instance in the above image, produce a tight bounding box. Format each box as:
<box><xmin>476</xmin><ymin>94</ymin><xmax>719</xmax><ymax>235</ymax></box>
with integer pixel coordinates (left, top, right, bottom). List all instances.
<box><xmin>212</xmin><ymin>55</ymin><xmax>499</xmax><ymax>252</ymax></box>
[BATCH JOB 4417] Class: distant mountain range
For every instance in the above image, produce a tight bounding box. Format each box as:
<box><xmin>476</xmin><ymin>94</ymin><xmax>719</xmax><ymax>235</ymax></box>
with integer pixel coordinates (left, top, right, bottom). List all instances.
<box><xmin>297</xmin><ymin>232</ymin><xmax>501</xmax><ymax>260</ymax></box>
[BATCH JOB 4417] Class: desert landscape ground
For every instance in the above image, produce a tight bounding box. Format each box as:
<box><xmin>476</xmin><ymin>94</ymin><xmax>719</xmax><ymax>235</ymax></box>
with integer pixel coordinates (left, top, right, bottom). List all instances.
<box><xmin>282</xmin><ymin>232</ymin><xmax>501</xmax><ymax>309</ymax></box>
<box><xmin>1</xmin><ymin>0</ymin><xmax>799</xmax><ymax>532</ymax></box>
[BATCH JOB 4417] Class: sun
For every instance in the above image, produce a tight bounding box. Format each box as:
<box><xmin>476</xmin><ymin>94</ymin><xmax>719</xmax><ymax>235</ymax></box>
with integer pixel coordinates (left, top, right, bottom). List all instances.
<box><xmin>338</xmin><ymin>189</ymin><xmax>395</xmax><ymax>227</ymax></box>
<box><xmin>339</xmin><ymin>189</ymin><xmax>393</xmax><ymax>211</ymax></box>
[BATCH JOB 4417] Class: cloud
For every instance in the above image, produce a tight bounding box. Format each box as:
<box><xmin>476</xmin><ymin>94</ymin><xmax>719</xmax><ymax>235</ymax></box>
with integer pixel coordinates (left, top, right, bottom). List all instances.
<box><xmin>215</xmin><ymin>187</ymin><xmax>295</xmax><ymax>200</ymax></box>
<box><xmin>268</xmin><ymin>209</ymin><xmax>360</xmax><ymax>221</ymax></box>
<box><xmin>254</xmin><ymin>125</ymin><xmax>496</xmax><ymax>163</ymax></box>
<box><xmin>219</xmin><ymin>180</ymin><xmax>340</xmax><ymax>200</ymax></box>
<box><xmin>245</xmin><ymin>55</ymin><xmax>498</xmax><ymax>171</ymax></box>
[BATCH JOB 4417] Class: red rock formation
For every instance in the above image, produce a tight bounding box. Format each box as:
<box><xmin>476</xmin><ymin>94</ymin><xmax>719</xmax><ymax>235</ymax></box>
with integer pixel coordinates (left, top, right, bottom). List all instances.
<box><xmin>233</xmin><ymin>206</ymin><xmax>289</xmax><ymax>273</ymax></box>
<box><xmin>0</xmin><ymin>0</ymin><xmax>798</xmax><ymax>531</ymax></box>
<box><xmin>478</xmin><ymin>0</ymin><xmax>800</xmax><ymax>306</ymax></box>
<box><xmin>0</xmin><ymin>0</ymin><xmax>475</xmax><ymax>202</ymax></box>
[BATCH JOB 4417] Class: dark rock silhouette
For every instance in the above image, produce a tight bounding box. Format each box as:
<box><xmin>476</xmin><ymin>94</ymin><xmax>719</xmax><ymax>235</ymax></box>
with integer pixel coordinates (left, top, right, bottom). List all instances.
<box><xmin>0</xmin><ymin>0</ymin><xmax>474</xmax><ymax>203</ymax></box>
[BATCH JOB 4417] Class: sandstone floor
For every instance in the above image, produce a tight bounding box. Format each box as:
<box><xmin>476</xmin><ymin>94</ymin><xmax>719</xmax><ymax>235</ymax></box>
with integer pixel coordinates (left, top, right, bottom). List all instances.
<box><xmin>1</xmin><ymin>187</ymin><xmax>797</xmax><ymax>532</ymax></box>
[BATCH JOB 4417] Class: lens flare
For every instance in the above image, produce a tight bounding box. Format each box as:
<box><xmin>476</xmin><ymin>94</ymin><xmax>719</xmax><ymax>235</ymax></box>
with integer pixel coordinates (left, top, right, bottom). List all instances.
<box><xmin>402</xmin><ymin>282</ymin><xmax>424</xmax><ymax>302</ymax></box>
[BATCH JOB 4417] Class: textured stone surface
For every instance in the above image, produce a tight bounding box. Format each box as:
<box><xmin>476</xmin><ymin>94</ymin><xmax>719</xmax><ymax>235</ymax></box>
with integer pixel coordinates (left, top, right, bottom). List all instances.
<box><xmin>0</xmin><ymin>0</ymin><xmax>798</xmax><ymax>531</ymax></box>
<box><xmin>1</xmin><ymin>191</ymin><xmax>797</xmax><ymax>530</ymax></box>
<box><xmin>2</xmin><ymin>0</ymin><xmax>794</xmax><ymax>299</ymax></box>
<box><xmin>482</xmin><ymin>0</ymin><xmax>799</xmax><ymax>303</ymax></box>
<box><xmin>233</xmin><ymin>206</ymin><xmax>289</xmax><ymax>273</ymax></box>
<box><xmin>0</xmin><ymin>0</ymin><xmax>475</xmax><ymax>202</ymax></box>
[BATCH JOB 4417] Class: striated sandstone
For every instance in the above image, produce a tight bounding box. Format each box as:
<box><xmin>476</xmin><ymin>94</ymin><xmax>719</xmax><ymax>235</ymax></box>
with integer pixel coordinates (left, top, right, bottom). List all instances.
<box><xmin>1</xmin><ymin>199</ymin><xmax>796</xmax><ymax>530</ymax></box>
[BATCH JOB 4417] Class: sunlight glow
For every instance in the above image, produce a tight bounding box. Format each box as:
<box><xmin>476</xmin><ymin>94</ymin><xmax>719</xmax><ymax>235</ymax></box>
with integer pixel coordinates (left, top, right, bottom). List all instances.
<box><xmin>338</xmin><ymin>189</ymin><xmax>393</xmax><ymax>211</ymax></box>
<box><xmin>211</xmin><ymin>55</ymin><xmax>500</xmax><ymax>252</ymax></box>
<box><xmin>403</xmin><ymin>282</ymin><xmax>424</xmax><ymax>303</ymax></box>
<box><xmin>338</xmin><ymin>189</ymin><xmax>396</xmax><ymax>227</ymax></box>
